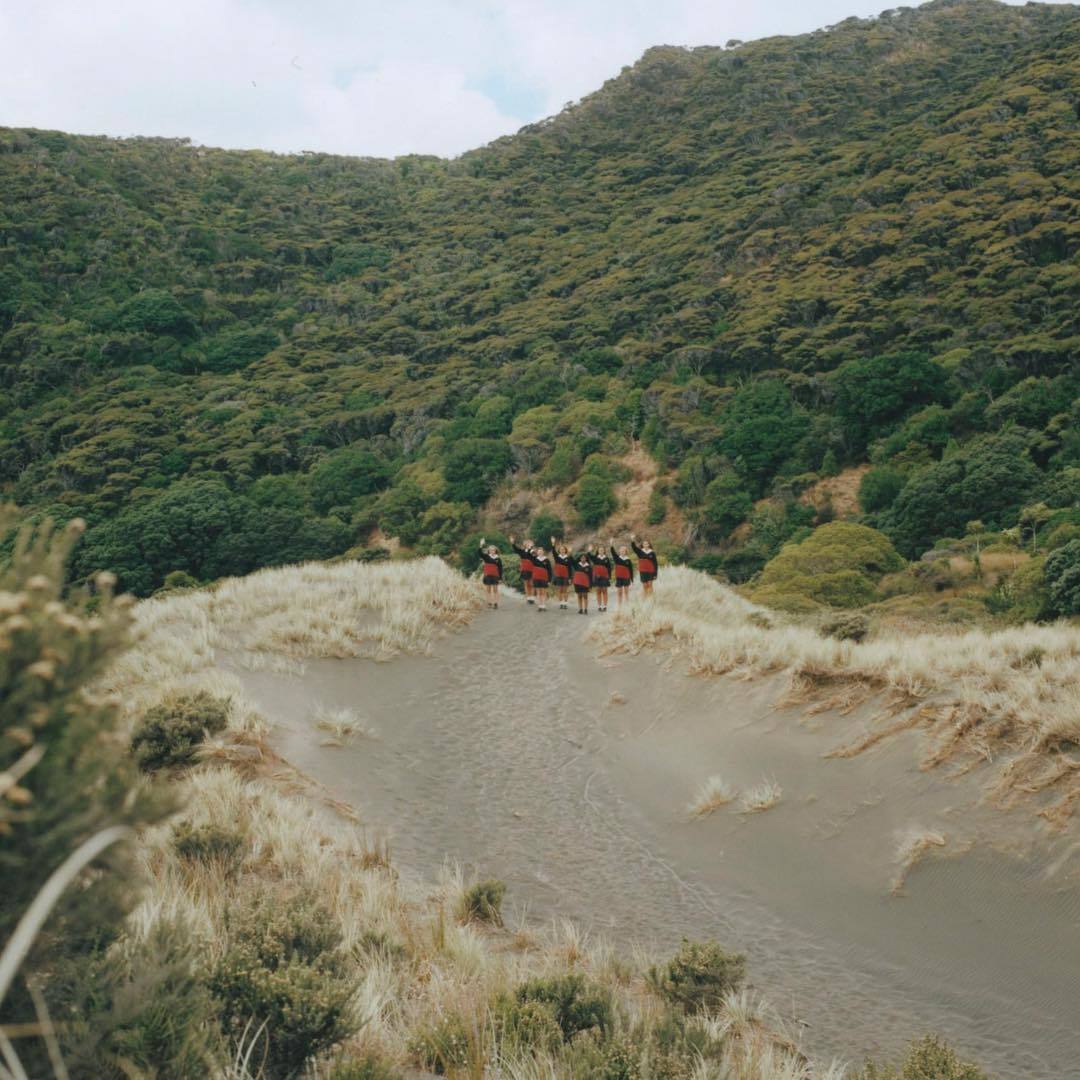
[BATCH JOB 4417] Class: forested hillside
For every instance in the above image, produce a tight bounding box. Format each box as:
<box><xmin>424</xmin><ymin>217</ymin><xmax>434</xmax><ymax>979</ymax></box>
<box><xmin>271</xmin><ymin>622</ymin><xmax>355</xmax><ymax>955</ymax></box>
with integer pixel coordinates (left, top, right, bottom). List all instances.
<box><xmin>2</xmin><ymin>0</ymin><xmax>1078</xmax><ymax>604</ymax></box>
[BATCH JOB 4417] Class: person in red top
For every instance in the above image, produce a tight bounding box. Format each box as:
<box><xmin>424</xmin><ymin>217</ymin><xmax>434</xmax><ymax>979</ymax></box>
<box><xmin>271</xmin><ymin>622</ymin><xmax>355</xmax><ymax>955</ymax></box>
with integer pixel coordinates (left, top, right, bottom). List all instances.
<box><xmin>530</xmin><ymin>546</ymin><xmax>552</xmax><ymax>611</ymax></box>
<box><xmin>572</xmin><ymin>552</ymin><xmax>593</xmax><ymax>614</ymax></box>
<box><xmin>509</xmin><ymin>536</ymin><xmax>536</xmax><ymax>603</ymax></box>
<box><xmin>477</xmin><ymin>538</ymin><xmax>503</xmax><ymax>608</ymax></box>
<box><xmin>609</xmin><ymin>539</ymin><xmax>635</xmax><ymax>608</ymax></box>
<box><xmin>631</xmin><ymin>535</ymin><xmax>658</xmax><ymax>597</ymax></box>
<box><xmin>551</xmin><ymin>537</ymin><xmax>573</xmax><ymax>609</ymax></box>
<box><xmin>586</xmin><ymin>542</ymin><xmax>612</xmax><ymax>612</ymax></box>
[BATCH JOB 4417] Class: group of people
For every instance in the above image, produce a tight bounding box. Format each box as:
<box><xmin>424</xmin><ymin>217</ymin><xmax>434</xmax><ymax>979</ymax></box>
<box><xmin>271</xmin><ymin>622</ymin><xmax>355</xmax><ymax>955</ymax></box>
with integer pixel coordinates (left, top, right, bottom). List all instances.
<box><xmin>477</xmin><ymin>533</ymin><xmax>659</xmax><ymax>613</ymax></box>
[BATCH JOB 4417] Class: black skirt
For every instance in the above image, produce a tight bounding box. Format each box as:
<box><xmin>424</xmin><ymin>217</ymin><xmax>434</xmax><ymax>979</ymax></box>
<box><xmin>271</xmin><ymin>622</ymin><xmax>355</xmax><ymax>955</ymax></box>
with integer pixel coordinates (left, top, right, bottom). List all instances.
<box><xmin>482</xmin><ymin>574</ymin><xmax>500</xmax><ymax>586</ymax></box>
<box><xmin>574</xmin><ymin>584</ymin><xmax>590</xmax><ymax>596</ymax></box>
<box><xmin>640</xmin><ymin>572</ymin><xmax>656</xmax><ymax>583</ymax></box>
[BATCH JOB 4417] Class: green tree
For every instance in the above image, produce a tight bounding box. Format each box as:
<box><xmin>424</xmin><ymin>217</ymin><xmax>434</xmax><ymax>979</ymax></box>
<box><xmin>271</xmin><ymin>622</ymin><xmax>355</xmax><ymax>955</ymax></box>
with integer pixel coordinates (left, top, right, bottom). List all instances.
<box><xmin>309</xmin><ymin>446</ymin><xmax>392</xmax><ymax>514</ymax></box>
<box><xmin>698</xmin><ymin>473</ymin><xmax>753</xmax><ymax>541</ymax></box>
<box><xmin>443</xmin><ymin>438</ymin><xmax>513</xmax><ymax>505</ymax></box>
<box><xmin>575</xmin><ymin>473</ymin><xmax>617</xmax><ymax>527</ymax></box>
<box><xmin>831</xmin><ymin>351</ymin><xmax>947</xmax><ymax>456</ymax></box>
<box><xmin>719</xmin><ymin>380</ymin><xmax>809</xmax><ymax>496</ymax></box>
<box><xmin>1044</xmin><ymin>540</ymin><xmax>1080</xmax><ymax>617</ymax></box>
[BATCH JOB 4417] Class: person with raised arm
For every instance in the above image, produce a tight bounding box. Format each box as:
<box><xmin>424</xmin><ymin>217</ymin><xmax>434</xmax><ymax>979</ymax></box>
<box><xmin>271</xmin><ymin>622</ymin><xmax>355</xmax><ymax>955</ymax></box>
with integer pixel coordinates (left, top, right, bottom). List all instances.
<box><xmin>610</xmin><ymin>538</ymin><xmax>635</xmax><ymax>608</ymax></box>
<box><xmin>572</xmin><ymin>549</ymin><xmax>593</xmax><ymax>614</ymax></box>
<box><xmin>587</xmin><ymin>540</ymin><xmax>612</xmax><ymax>612</ymax></box>
<box><xmin>478</xmin><ymin>538</ymin><xmax>503</xmax><ymax>608</ymax></box>
<box><xmin>631</xmin><ymin>534</ymin><xmax>658</xmax><ymax>597</ymax></box>
<box><xmin>509</xmin><ymin>535</ymin><xmax>536</xmax><ymax>604</ymax></box>
<box><xmin>551</xmin><ymin>536</ymin><xmax>573</xmax><ymax>609</ymax></box>
<box><xmin>530</xmin><ymin>545</ymin><xmax>552</xmax><ymax>611</ymax></box>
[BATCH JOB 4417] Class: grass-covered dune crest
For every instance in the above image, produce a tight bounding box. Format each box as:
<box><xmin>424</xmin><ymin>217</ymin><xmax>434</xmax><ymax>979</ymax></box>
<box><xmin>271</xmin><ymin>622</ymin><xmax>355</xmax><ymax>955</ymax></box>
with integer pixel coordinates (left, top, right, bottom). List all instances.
<box><xmin>593</xmin><ymin>565</ymin><xmax>1080</xmax><ymax>822</ymax></box>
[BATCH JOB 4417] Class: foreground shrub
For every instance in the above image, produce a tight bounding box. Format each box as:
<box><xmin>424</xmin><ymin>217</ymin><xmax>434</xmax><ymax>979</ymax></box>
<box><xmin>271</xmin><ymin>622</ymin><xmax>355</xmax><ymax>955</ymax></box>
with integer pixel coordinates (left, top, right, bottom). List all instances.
<box><xmin>514</xmin><ymin>974</ymin><xmax>614</xmax><ymax>1040</ymax></box>
<box><xmin>647</xmin><ymin>939</ymin><xmax>746</xmax><ymax>1012</ymax></box>
<box><xmin>130</xmin><ymin>691</ymin><xmax>230</xmax><ymax>771</ymax></box>
<box><xmin>459</xmin><ymin>878</ymin><xmax>506</xmax><ymax>924</ymax></box>
<box><xmin>171</xmin><ymin>820</ymin><xmax>245</xmax><ymax>868</ymax></box>
<box><xmin>857</xmin><ymin>1033</ymin><xmax>989</xmax><ymax>1079</ymax></box>
<box><xmin>0</xmin><ymin>513</ymin><xmax>174</xmax><ymax>1075</ymax></box>
<box><xmin>209</xmin><ymin>889</ymin><xmax>356</xmax><ymax>1077</ymax></box>
<box><xmin>50</xmin><ymin>920</ymin><xmax>223</xmax><ymax>1080</ymax></box>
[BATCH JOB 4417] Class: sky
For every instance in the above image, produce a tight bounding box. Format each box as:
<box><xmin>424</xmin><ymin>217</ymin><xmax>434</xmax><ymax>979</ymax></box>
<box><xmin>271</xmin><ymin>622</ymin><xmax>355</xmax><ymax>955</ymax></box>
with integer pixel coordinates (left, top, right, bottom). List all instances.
<box><xmin>0</xmin><ymin>0</ymin><xmax>1032</xmax><ymax>159</ymax></box>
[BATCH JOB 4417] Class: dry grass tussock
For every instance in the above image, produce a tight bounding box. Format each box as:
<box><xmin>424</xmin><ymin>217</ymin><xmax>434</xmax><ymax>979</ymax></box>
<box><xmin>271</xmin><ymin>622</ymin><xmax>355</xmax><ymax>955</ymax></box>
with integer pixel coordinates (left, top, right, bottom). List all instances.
<box><xmin>689</xmin><ymin>775</ymin><xmax>737</xmax><ymax>816</ymax></box>
<box><xmin>100</xmin><ymin>556</ymin><xmax>480</xmax><ymax>724</ymax></box>
<box><xmin>592</xmin><ymin>566</ymin><xmax>1080</xmax><ymax>821</ymax></box>
<box><xmin>891</xmin><ymin>828</ymin><xmax>947</xmax><ymax>896</ymax></box>
<box><xmin>104</xmin><ymin>557</ymin><xmax>845</xmax><ymax>1075</ymax></box>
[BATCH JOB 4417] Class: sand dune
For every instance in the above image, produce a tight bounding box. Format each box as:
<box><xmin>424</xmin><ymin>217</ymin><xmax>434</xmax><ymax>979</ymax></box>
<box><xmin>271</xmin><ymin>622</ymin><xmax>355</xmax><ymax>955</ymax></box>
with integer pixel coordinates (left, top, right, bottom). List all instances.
<box><xmin>233</xmin><ymin>586</ymin><xmax>1080</xmax><ymax>1077</ymax></box>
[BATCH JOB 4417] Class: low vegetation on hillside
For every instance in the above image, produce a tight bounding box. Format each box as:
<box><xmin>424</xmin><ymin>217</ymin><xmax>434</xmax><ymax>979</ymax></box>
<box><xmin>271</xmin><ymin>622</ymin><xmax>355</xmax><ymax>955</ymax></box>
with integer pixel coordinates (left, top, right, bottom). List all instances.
<box><xmin>0</xmin><ymin>0</ymin><xmax>1076</xmax><ymax>603</ymax></box>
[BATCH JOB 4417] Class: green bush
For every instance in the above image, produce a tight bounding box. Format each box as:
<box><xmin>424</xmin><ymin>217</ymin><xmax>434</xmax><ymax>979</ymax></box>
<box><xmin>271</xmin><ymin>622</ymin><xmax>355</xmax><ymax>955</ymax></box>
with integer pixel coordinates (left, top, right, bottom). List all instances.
<box><xmin>857</xmin><ymin>1034</ymin><xmax>989</xmax><ymax>1079</ymax></box>
<box><xmin>171</xmin><ymin>820</ymin><xmax>245</xmax><ymax>868</ymax></box>
<box><xmin>160</xmin><ymin>569</ymin><xmax>200</xmax><ymax>591</ymax></box>
<box><xmin>858</xmin><ymin>465</ymin><xmax>905</xmax><ymax>513</ymax></box>
<box><xmin>130</xmin><ymin>692</ymin><xmax>230</xmax><ymax>772</ymax></box>
<box><xmin>514</xmin><ymin>974</ymin><xmax>613</xmax><ymax>1040</ymax></box>
<box><xmin>459</xmin><ymin>878</ymin><xmax>506</xmax><ymax>924</ymax></box>
<box><xmin>531</xmin><ymin>510</ymin><xmax>565</xmax><ymax>544</ymax></box>
<box><xmin>753</xmin><ymin>522</ymin><xmax>905</xmax><ymax>610</ymax></box>
<box><xmin>51</xmin><ymin>921</ymin><xmax>224</xmax><ymax>1080</ymax></box>
<box><xmin>647</xmin><ymin>939</ymin><xmax>746</xmax><ymax>1012</ymax></box>
<box><xmin>820</xmin><ymin>611</ymin><xmax>870</xmax><ymax>642</ymax></box>
<box><xmin>1044</xmin><ymin>539</ymin><xmax>1080</xmax><ymax>616</ymax></box>
<box><xmin>492</xmin><ymin>996</ymin><xmax>563</xmax><ymax>1055</ymax></box>
<box><xmin>647</xmin><ymin>488</ymin><xmax>667</xmax><ymax>525</ymax></box>
<box><xmin>209</xmin><ymin>890</ymin><xmax>355</xmax><ymax>1078</ymax></box>
<box><xmin>576</xmin><ymin>473</ymin><xmax>618</xmax><ymax>526</ymax></box>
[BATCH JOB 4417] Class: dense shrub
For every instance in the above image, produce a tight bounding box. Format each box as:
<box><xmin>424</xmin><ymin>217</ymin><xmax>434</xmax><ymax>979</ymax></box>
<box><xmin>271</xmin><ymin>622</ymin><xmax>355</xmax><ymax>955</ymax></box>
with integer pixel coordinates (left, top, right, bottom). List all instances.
<box><xmin>576</xmin><ymin>472</ymin><xmax>618</xmax><ymax>526</ymax></box>
<box><xmin>531</xmin><ymin>510</ymin><xmax>565</xmax><ymax>544</ymax></box>
<box><xmin>820</xmin><ymin>611</ymin><xmax>870</xmax><ymax>642</ymax></box>
<box><xmin>459</xmin><ymin>878</ymin><xmax>506</xmax><ymax>924</ymax></box>
<box><xmin>647</xmin><ymin>939</ymin><xmax>746</xmax><ymax>1011</ymax></box>
<box><xmin>859</xmin><ymin>465</ymin><xmax>905</xmax><ymax>513</ymax></box>
<box><xmin>209</xmin><ymin>889</ymin><xmax>355</xmax><ymax>1078</ymax></box>
<box><xmin>753</xmin><ymin>522</ymin><xmax>905</xmax><ymax>610</ymax></box>
<box><xmin>130</xmin><ymin>692</ymin><xmax>230</xmax><ymax>772</ymax></box>
<box><xmin>492</xmin><ymin>997</ymin><xmax>564</xmax><ymax>1056</ymax></box>
<box><xmin>857</xmin><ymin>1034</ymin><xmax>989</xmax><ymax>1079</ymax></box>
<box><xmin>309</xmin><ymin>446</ymin><xmax>392</xmax><ymax>514</ymax></box>
<box><xmin>51</xmin><ymin>921</ymin><xmax>223</xmax><ymax>1080</ymax></box>
<box><xmin>647</xmin><ymin>487</ymin><xmax>668</xmax><ymax>525</ymax></box>
<box><xmin>514</xmin><ymin>974</ymin><xmax>613</xmax><ymax>1040</ymax></box>
<box><xmin>698</xmin><ymin>472</ymin><xmax>753</xmax><ymax>541</ymax></box>
<box><xmin>171</xmin><ymin>820</ymin><xmax>245</xmax><ymax>868</ymax></box>
<box><xmin>1044</xmin><ymin>539</ymin><xmax>1080</xmax><ymax>617</ymax></box>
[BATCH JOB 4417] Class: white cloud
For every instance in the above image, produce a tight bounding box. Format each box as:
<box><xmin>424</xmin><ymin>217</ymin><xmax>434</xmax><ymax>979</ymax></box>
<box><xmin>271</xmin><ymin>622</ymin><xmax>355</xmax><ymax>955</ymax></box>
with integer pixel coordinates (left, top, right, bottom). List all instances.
<box><xmin>0</xmin><ymin>0</ymin><xmax>1041</xmax><ymax>158</ymax></box>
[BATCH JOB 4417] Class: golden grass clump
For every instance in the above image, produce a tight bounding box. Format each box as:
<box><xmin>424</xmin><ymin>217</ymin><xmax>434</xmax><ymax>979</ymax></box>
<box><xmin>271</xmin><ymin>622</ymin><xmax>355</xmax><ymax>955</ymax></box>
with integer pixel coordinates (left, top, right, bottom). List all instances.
<box><xmin>689</xmin><ymin>775</ymin><xmax>737</xmax><ymax>817</ymax></box>
<box><xmin>593</xmin><ymin>566</ymin><xmax>1080</xmax><ymax>820</ymax></box>
<box><xmin>891</xmin><ymin>827</ymin><xmax>947</xmax><ymax>895</ymax></box>
<box><xmin>740</xmin><ymin>779</ymin><xmax>784</xmax><ymax>814</ymax></box>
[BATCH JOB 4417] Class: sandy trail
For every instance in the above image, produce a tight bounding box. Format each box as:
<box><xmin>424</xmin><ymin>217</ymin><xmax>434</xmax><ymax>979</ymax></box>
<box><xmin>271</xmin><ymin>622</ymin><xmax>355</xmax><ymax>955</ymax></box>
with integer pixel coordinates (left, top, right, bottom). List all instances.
<box><xmin>235</xmin><ymin>595</ymin><xmax>1080</xmax><ymax>1076</ymax></box>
